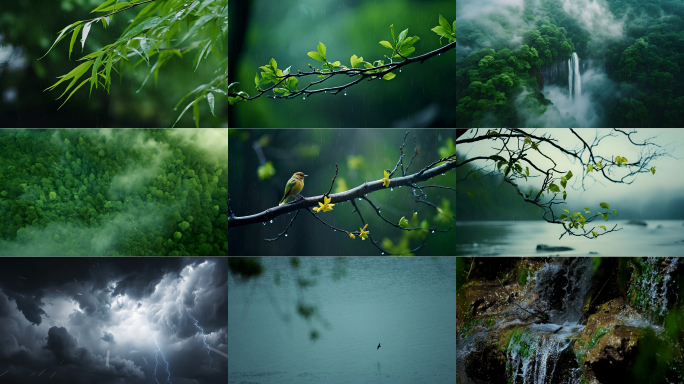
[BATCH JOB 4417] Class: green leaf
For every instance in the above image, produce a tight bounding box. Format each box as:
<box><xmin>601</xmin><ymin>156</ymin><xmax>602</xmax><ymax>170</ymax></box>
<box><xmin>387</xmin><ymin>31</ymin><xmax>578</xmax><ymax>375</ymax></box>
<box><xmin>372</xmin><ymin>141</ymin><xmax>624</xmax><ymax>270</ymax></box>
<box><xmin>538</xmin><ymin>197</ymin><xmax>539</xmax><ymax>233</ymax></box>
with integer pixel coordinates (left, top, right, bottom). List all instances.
<box><xmin>498</xmin><ymin>161</ymin><xmax>506</xmax><ymax>170</ymax></box>
<box><xmin>398</xmin><ymin>28</ymin><xmax>408</xmax><ymax>44</ymax></box>
<box><xmin>91</xmin><ymin>0</ymin><xmax>117</xmax><ymax>12</ymax></box>
<box><xmin>571</xmin><ymin>212</ymin><xmax>581</xmax><ymax>218</ymax></box>
<box><xmin>272</xmin><ymin>88</ymin><xmax>288</xmax><ymax>93</ymax></box>
<box><xmin>600</xmin><ymin>213</ymin><xmax>608</xmax><ymax>221</ymax></box>
<box><xmin>600</xmin><ymin>202</ymin><xmax>609</xmax><ymax>210</ymax></box>
<box><xmin>525</xmin><ymin>137</ymin><xmax>531</xmax><ymax>145</ymax></box>
<box><xmin>390</xmin><ymin>24</ymin><xmax>396</xmax><ymax>43</ymax></box>
<box><xmin>563</xmin><ymin>208</ymin><xmax>570</xmax><ymax>214</ymax></box>
<box><xmin>393</xmin><ymin>46</ymin><xmax>415</xmax><ymax>58</ymax></box>
<box><xmin>531</xmin><ymin>143</ymin><xmax>538</xmax><ymax>151</ymax></box>
<box><xmin>587</xmin><ymin>164</ymin><xmax>593</xmax><ymax>172</ymax></box>
<box><xmin>193</xmin><ymin>96</ymin><xmax>200</xmax><ymax>128</ymax></box>
<box><xmin>598</xmin><ymin>225</ymin><xmax>607</xmax><ymax>231</ymax></box>
<box><xmin>68</xmin><ymin>24</ymin><xmax>83</xmax><ymax>60</ymax></box>
<box><xmin>269</xmin><ymin>58</ymin><xmax>277</xmax><ymax>72</ymax></box>
<box><xmin>565</xmin><ymin>170</ymin><xmax>573</xmax><ymax>180</ymax></box>
<box><xmin>382</xmin><ymin>72</ymin><xmax>396</xmax><ymax>80</ymax></box>
<box><xmin>431</xmin><ymin>26</ymin><xmax>452</xmax><ymax>39</ymax></box>
<box><xmin>207</xmin><ymin>92</ymin><xmax>216</xmax><ymax>116</ymax></box>
<box><xmin>563</xmin><ymin>191</ymin><xmax>567</xmax><ymax>201</ymax></box>
<box><xmin>488</xmin><ymin>130</ymin><xmax>498</xmax><ymax>135</ymax></box>
<box><xmin>104</xmin><ymin>53</ymin><xmax>113</xmax><ymax>91</ymax></box>
<box><xmin>40</xmin><ymin>21</ymin><xmax>83</xmax><ymax>60</ymax></box>
<box><xmin>307</xmin><ymin>51</ymin><xmax>325</xmax><ymax>61</ymax></box>
<box><xmin>651</xmin><ymin>166</ymin><xmax>656</xmax><ymax>175</ymax></box>
<box><xmin>254</xmin><ymin>72</ymin><xmax>259</xmax><ymax>88</ymax></box>
<box><xmin>612</xmin><ymin>209</ymin><xmax>618</xmax><ymax>218</ymax></box>
<box><xmin>350</xmin><ymin>54</ymin><xmax>363</xmax><ymax>68</ymax></box>
<box><xmin>317</xmin><ymin>42</ymin><xmax>326</xmax><ymax>58</ymax></box>
<box><xmin>439</xmin><ymin>14</ymin><xmax>451</xmax><ymax>32</ymax></box>
<box><xmin>549</xmin><ymin>183</ymin><xmax>560</xmax><ymax>193</ymax></box>
<box><xmin>467</xmin><ymin>192</ymin><xmax>473</xmax><ymax>200</ymax></box>
<box><xmin>472</xmin><ymin>173</ymin><xmax>477</xmax><ymax>180</ymax></box>
<box><xmin>90</xmin><ymin>51</ymin><xmax>105</xmax><ymax>96</ymax></box>
<box><xmin>286</xmin><ymin>76</ymin><xmax>298</xmax><ymax>90</ymax></box>
<box><xmin>379</xmin><ymin>40</ymin><xmax>394</xmax><ymax>50</ymax></box>
<box><xmin>560</xmin><ymin>176</ymin><xmax>567</xmax><ymax>189</ymax></box>
<box><xmin>398</xmin><ymin>36</ymin><xmax>419</xmax><ymax>49</ymax></box>
<box><xmin>398</xmin><ymin>216</ymin><xmax>409</xmax><ymax>227</ymax></box>
<box><xmin>525</xmin><ymin>167</ymin><xmax>529</xmax><ymax>177</ymax></box>
<box><xmin>592</xmin><ymin>231</ymin><xmax>598</xmax><ymax>238</ymax></box>
<box><xmin>559</xmin><ymin>214</ymin><xmax>568</xmax><ymax>220</ymax></box>
<box><xmin>489</xmin><ymin>155</ymin><xmax>507</xmax><ymax>162</ymax></box>
<box><xmin>95</xmin><ymin>1</ymin><xmax>133</xmax><ymax>13</ymax></box>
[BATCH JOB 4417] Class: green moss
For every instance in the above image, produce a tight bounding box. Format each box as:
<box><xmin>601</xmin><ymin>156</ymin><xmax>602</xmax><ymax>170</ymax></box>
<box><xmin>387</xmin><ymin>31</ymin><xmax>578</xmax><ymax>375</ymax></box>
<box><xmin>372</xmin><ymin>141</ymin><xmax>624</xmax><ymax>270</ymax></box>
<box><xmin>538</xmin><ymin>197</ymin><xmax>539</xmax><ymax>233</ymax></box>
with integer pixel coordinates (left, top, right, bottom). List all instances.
<box><xmin>519</xmin><ymin>268</ymin><xmax>529</xmax><ymax>286</ymax></box>
<box><xmin>459</xmin><ymin>317</ymin><xmax>496</xmax><ymax>339</ymax></box>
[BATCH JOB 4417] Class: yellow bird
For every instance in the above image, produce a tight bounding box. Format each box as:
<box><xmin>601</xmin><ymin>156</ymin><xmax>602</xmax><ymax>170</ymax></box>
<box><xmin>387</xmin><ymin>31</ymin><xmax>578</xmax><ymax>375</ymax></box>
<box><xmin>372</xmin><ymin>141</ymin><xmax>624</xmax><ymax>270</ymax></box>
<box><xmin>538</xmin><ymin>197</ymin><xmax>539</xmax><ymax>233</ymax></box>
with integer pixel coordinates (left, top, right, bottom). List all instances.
<box><xmin>279</xmin><ymin>172</ymin><xmax>308</xmax><ymax>205</ymax></box>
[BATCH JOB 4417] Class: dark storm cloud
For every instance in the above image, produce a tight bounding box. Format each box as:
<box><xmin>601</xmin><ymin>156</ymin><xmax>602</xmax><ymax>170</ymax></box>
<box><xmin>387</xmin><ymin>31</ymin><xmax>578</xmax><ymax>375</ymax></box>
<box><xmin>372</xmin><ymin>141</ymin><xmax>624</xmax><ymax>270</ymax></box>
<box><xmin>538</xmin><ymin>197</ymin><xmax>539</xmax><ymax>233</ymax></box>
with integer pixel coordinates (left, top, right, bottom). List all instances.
<box><xmin>0</xmin><ymin>258</ymin><xmax>227</xmax><ymax>384</ymax></box>
<box><xmin>101</xmin><ymin>332</ymin><xmax>115</xmax><ymax>344</ymax></box>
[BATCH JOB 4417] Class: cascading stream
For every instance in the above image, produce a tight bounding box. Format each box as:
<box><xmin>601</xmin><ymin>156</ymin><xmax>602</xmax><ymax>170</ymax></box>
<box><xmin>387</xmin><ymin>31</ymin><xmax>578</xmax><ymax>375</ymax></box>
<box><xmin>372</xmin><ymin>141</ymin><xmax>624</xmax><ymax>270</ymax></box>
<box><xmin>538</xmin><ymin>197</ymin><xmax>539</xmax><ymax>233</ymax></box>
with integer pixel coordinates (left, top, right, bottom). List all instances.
<box><xmin>505</xmin><ymin>258</ymin><xmax>593</xmax><ymax>384</ymax></box>
<box><xmin>568</xmin><ymin>52</ymin><xmax>581</xmax><ymax>98</ymax></box>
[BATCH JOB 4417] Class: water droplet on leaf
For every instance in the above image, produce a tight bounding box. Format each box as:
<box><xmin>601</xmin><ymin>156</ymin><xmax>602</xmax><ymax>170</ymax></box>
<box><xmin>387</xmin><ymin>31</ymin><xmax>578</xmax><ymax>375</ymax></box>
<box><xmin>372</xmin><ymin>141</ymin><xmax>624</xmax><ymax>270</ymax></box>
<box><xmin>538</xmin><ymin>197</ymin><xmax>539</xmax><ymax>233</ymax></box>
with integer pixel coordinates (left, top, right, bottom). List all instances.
<box><xmin>270</xmin><ymin>220</ymin><xmax>273</xmax><ymax>223</ymax></box>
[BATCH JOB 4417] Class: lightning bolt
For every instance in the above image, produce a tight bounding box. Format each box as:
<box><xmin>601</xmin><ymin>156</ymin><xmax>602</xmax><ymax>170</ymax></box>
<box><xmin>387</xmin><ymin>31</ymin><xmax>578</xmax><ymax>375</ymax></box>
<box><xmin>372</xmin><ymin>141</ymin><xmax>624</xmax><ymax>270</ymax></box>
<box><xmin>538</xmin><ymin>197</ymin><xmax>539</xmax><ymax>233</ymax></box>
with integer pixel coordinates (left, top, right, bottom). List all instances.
<box><xmin>188</xmin><ymin>312</ymin><xmax>213</xmax><ymax>370</ymax></box>
<box><xmin>153</xmin><ymin>337</ymin><xmax>172</xmax><ymax>384</ymax></box>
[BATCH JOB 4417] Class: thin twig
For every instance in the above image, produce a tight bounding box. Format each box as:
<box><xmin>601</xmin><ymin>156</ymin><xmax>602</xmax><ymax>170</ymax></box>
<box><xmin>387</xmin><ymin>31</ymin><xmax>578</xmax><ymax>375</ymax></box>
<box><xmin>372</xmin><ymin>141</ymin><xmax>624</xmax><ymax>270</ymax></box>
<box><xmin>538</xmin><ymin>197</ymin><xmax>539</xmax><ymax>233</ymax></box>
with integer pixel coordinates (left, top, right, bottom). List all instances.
<box><xmin>324</xmin><ymin>163</ymin><xmax>339</xmax><ymax>198</ymax></box>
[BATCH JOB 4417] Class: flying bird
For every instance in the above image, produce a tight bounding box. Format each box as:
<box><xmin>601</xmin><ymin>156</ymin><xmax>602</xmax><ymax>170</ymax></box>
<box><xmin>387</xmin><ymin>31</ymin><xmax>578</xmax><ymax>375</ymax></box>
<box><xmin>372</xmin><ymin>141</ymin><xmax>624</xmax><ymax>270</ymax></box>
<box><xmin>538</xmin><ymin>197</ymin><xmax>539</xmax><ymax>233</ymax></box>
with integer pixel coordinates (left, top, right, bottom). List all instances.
<box><xmin>377</xmin><ymin>343</ymin><xmax>381</xmax><ymax>350</ymax></box>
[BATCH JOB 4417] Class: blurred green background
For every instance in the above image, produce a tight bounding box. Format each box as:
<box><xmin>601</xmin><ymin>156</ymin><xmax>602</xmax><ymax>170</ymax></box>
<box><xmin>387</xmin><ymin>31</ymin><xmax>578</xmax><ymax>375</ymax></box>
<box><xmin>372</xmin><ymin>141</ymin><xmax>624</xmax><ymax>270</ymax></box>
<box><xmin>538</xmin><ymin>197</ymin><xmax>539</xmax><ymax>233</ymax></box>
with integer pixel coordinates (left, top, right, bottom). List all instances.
<box><xmin>228</xmin><ymin>0</ymin><xmax>455</xmax><ymax>128</ymax></box>
<box><xmin>0</xmin><ymin>0</ymin><xmax>227</xmax><ymax>127</ymax></box>
<box><xmin>228</xmin><ymin>129</ymin><xmax>456</xmax><ymax>255</ymax></box>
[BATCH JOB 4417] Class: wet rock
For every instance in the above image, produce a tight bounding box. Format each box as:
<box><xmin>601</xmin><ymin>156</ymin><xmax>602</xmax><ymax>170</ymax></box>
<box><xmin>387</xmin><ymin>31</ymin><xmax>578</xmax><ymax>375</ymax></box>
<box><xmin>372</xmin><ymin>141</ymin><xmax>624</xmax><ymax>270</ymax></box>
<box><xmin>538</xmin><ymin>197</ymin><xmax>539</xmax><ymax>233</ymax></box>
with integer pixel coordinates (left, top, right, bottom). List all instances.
<box><xmin>626</xmin><ymin>220</ymin><xmax>647</xmax><ymax>226</ymax></box>
<box><xmin>536</xmin><ymin>244</ymin><xmax>574</xmax><ymax>252</ymax></box>
<box><xmin>589</xmin><ymin>251</ymin><xmax>599</xmax><ymax>254</ymax></box>
<box><xmin>583</xmin><ymin>326</ymin><xmax>643</xmax><ymax>384</ymax></box>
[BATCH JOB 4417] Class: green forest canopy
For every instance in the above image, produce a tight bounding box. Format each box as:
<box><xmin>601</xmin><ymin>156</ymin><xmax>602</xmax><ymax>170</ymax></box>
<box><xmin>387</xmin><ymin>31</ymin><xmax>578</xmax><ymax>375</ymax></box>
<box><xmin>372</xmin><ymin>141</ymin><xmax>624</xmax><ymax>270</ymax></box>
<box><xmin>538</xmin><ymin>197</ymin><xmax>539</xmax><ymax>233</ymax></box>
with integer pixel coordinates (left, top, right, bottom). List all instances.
<box><xmin>0</xmin><ymin>129</ymin><xmax>228</xmax><ymax>256</ymax></box>
<box><xmin>457</xmin><ymin>0</ymin><xmax>684</xmax><ymax>127</ymax></box>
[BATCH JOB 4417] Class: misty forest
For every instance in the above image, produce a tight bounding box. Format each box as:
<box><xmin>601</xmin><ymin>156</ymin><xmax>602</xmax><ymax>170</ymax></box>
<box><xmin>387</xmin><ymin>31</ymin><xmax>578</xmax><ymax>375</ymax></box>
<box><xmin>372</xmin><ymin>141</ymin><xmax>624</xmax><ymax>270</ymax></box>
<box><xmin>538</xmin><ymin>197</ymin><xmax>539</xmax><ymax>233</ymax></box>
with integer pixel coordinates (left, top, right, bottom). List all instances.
<box><xmin>0</xmin><ymin>129</ymin><xmax>229</xmax><ymax>256</ymax></box>
<box><xmin>456</xmin><ymin>0</ymin><xmax>684</xmax><ymax>127</ymax></box>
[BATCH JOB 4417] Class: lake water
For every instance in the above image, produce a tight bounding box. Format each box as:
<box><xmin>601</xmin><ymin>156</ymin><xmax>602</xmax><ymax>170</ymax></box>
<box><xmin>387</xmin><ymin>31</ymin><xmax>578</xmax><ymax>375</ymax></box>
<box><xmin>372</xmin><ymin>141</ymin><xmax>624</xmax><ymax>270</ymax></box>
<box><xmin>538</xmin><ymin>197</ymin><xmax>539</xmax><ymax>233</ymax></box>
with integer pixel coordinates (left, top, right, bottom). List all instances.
<box><xmin>228</xmin><ymin>257</ymin><xmax>456</xmax><ymax>384</ymax></box>
<box><xmin>456</xmin><ymin>220</ymin><xmax>684</xmax><ymax>256</ymax></box>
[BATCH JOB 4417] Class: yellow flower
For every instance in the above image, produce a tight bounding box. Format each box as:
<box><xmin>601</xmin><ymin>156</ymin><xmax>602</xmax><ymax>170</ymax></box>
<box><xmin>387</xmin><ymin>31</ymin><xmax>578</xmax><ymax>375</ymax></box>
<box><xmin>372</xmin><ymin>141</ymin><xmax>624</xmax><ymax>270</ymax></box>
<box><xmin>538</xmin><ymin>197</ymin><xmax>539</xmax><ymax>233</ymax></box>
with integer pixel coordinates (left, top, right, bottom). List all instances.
<box><xmin>313</xmin><ymin>195</ymin><xmax>335</xmax><ymax>213</ymax></box>
<box><xmin>359</xmin><ymin>223</ymin><xmax>370</xmax><ymax>240</ymax></box>
<box><xmin>381</xmin><ymin>170</ymin><xmax>390</xmax><ymax>187</ymax></box>
<box><xmin>349</xmin><ymin>233</ymin><xmax>355</xmax><ymax>239</ymax></box>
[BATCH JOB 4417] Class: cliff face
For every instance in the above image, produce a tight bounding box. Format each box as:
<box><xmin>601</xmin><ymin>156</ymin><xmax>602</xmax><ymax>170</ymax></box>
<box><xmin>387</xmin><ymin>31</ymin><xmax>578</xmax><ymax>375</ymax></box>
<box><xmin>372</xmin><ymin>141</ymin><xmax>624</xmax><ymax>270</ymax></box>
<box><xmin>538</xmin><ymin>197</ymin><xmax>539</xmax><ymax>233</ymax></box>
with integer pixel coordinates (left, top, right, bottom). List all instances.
<box><xmin>457</xmin><ymin>257</ymin><xmax>684</xmax><ymax>384</ymax></box>
<box><xmin>532</xmin><ymin>60</ymin><xmax>569</xmax><ymax>90</ymax></box>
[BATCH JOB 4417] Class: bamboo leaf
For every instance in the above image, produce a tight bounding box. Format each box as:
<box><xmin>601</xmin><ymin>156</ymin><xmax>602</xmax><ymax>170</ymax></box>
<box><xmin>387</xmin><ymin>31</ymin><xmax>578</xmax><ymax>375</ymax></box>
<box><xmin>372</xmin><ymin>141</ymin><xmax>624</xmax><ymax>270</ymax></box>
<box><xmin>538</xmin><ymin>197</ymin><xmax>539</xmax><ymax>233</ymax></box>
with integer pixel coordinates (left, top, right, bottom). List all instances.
<box><xmin>69</xmin><ymin>24</ymin><xmax>83</xmax><ymax>60</ymax></box>
<box><xmin>40</xmin><ymin>21</ymin><xmax>82</xmax><ymax>60</ymax></box>
<box><xmin>207</xmin><ymin>92</ymin><xmax>216</xmax><ymax>116</ymax></box>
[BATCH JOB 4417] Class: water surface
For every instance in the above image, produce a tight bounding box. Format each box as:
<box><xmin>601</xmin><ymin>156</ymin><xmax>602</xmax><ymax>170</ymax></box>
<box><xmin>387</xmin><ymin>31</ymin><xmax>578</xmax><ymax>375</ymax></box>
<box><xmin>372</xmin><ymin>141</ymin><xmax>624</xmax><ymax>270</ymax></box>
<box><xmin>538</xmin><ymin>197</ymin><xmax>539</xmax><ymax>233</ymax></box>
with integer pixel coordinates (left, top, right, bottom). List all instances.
<box><xmin>228</xmin><ymin>257</ymin><xmax>456</xmax><ymax>384</ymax></box>
<box><xmin>456</xmin><ymin>220</ymin><xmax>684</xmax><ymax>256</ymax></box>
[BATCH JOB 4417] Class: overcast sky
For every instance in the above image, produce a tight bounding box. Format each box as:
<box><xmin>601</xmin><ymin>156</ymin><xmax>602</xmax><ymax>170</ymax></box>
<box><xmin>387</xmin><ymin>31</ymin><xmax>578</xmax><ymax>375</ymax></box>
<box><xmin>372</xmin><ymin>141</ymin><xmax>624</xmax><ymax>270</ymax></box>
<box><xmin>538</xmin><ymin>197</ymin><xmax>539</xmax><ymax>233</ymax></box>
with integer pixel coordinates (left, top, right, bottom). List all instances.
<box><xmin>457</xmin><ymin>129</ymin><xmax>684</xmax><ymax>219</ymax></box>
<box><xmin>0</xmin><ymin>258</ymin><xmax>227</xmax><ymax>384</ymax></box>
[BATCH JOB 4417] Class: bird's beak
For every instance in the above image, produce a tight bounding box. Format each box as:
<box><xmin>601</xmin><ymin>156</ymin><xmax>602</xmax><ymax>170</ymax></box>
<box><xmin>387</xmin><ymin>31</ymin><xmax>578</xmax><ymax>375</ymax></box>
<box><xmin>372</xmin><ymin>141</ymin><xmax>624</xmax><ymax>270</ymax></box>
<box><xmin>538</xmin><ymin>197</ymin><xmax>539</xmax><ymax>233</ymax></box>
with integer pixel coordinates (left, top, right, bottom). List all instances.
<box><xmin>302</xmin><ymin>174</ymin><xmax>308</xmax><ymax>177</ymax></box>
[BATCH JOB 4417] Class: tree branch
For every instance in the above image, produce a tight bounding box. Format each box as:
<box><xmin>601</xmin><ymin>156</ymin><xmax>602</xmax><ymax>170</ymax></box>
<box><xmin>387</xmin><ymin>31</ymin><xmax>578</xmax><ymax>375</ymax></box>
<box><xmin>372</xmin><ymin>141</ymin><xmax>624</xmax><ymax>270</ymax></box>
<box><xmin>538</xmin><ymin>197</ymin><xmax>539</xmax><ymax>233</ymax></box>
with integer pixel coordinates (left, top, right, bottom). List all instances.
<box><xmin>228</xmin><ymin>42</ymin><xmax>455</xmax><ymax>101</ymax></box>
<box><xmin>229</xmin><ymin>157</ymin><xmax>455</xmax><ymax>229</ymax></box>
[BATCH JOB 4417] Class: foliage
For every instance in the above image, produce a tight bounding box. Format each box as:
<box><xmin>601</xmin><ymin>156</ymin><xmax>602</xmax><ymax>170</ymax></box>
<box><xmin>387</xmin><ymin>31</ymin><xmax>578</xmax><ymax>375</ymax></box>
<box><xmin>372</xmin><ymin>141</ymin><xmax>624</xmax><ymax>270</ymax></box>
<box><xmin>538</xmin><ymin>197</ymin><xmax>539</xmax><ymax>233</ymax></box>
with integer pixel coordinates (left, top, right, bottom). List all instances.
<box><xmin>42</xmin><ymin>0</ymin><xmax>228</xmax><ymax>127</ymax></box>
<box><xmin>229</xmin><ymin>14</ymin><xmax>455</xmax><ymax>105</ymax></box>
<box><xmin>0</xmin><ymin>129</ymin><xmax>228</xmax><ymax>255</ymax></box>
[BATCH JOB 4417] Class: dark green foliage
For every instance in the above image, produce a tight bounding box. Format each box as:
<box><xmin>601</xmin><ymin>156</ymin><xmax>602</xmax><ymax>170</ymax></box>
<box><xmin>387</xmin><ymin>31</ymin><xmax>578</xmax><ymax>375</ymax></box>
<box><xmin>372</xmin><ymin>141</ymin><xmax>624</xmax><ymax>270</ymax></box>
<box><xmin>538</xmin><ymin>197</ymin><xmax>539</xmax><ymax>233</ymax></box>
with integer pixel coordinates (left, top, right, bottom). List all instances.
<box><xmin>456</xmin><ymin>21</ymin><xmax>573</xmax><ymax>127</ymax></box>
<box><xmin>0</xmin><ymin>129</ymin><xmax>228</xmax><ymax>256</ymax></box>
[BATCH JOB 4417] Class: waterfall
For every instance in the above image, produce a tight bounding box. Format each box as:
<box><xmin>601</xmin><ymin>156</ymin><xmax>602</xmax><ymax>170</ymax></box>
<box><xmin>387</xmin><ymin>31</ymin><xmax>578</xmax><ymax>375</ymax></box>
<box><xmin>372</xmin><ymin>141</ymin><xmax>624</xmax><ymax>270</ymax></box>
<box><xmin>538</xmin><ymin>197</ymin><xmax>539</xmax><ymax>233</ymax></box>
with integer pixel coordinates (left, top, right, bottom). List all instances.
<box><xmin>568</xmin><ymin>52</ymin><xmax>581</xmax><ymax>98</ymax></box>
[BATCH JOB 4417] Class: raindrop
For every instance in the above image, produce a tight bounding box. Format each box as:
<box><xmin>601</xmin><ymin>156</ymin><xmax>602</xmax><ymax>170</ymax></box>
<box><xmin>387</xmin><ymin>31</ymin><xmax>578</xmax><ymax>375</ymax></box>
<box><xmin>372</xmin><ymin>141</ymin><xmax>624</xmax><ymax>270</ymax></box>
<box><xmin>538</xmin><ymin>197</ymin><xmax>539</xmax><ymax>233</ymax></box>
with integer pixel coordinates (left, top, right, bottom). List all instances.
<box><xmin>391</xmin><ymin>188</ymin><xmax>393</xmax><ymax>191</ymax></box>
<box><xmin>439</xmin><ymin>53</ymin><xmax>441</xmax><ymax>56</ymax></box>
<box><xmin>432</xmin><ymin>230</ymin><xmax>435</xmax><ymax>233</ymax></box>
<box><xmin>400</xmin><ymin>69</ymin><xmax>402</xmax><ymax>73</ymax></box>
<box><xmin>263</xmin><ymin>222</ymin><xmax>266</xmax><ymax>225</ymax></box>
<box><xmin>270</xmin><ymin>220</ymin><xmax>273</xmax><ymax>223</ymax></box>
<box><xmin>442</xmin><ymin>173</ymin><xmax>445</xmax><ymax>176</ymax></box>
<box><xmin>173</xmin><ymin>108</ymin><xmax>177</xmax><ymax>111</ymax></box>
<box><xmin>344</xmin><ymin>92</ymin><xmax>347</xmax><ymax>96</ymax></box>
<box><xmin>324</xmin><ymin>91</ymin><xmax>327</xmax><ymax>93</ymax></box>
<box><xmin>285</xmin><ymin>234</ymin><xmax>288</xmax><ymax>237</ymax></box>
<box><xmin>415</xmin><ymin>212</ymin><xmax>418</xmax><ymax>215</ymax></box>
<box><xmin>381</xmin><ymin>252</ymin><xmax>384</xmax><ymax>255</ymax></box>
